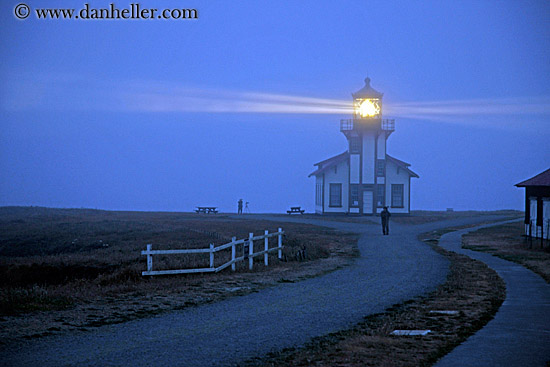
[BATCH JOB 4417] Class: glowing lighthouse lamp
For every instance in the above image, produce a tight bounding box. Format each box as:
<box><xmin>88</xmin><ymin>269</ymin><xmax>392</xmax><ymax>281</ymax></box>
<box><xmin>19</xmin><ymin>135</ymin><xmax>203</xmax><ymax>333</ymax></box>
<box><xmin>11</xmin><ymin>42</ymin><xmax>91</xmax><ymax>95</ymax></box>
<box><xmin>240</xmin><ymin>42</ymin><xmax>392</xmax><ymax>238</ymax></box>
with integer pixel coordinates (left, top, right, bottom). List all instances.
<box><xmin>356</xmin><ymin>98</ymin><xmax>381</xmax><ymax>118</ymax></box>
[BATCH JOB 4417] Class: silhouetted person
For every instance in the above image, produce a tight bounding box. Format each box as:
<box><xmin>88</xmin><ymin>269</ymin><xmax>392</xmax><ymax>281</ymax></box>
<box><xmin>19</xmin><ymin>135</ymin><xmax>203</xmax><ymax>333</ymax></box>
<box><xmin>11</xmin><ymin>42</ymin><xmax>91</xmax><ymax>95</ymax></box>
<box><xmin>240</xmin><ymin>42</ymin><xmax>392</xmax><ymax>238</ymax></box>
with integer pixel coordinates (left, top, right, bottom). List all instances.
<box><xmin>380</xmin><ymin>206</ymin><xmax>391</xmax><ymax>235</ymax></box>
<box><xmin>238</xmin><ymin>199</ymin><xmax>243</xmax><ymax>214</ymax></box>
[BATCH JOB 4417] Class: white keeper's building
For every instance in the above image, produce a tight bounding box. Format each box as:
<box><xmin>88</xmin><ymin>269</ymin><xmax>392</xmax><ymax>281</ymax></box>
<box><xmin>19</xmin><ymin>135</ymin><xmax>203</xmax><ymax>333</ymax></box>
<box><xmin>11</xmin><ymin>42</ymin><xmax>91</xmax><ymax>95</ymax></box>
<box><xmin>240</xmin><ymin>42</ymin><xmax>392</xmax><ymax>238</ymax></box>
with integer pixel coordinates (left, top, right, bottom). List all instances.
<box><xmin>309</xmin><ymin>78</ymin><xmax>418</xmax><ymax>215</ymax></box>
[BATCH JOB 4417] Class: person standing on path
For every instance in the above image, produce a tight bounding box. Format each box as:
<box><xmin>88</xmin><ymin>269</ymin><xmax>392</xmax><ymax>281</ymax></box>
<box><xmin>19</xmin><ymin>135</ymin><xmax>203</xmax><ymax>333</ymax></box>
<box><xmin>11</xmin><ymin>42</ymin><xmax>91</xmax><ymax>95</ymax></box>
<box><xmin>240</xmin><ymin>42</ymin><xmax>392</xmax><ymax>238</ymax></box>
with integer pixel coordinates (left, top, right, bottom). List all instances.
<box><xmin>238</xmin><ymin>199</ymin><xmax>243</xmax><ymax>214</ymax></box>
<box><xmin>380</xmin><ymin>206</ymin><xmax>391</xmax><ymax>235</ymax></box>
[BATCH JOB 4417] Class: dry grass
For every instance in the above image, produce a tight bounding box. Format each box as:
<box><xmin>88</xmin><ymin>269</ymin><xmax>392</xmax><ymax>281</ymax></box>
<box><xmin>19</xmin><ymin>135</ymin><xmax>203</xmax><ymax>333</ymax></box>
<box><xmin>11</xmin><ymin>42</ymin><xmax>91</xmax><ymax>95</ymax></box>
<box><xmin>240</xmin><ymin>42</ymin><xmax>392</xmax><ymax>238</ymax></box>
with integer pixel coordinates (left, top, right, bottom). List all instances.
<box><xmin>244</xmin><ymin>227</ymin><xmax>506</xmax><ymax>367</ymax></box>
<box><xmin>289</xmin><ymin>210</ymin><xmax>522</xmax><ymax>226</ymax></box>
<box><xmin>0</xmin><ymin>207</ymin><xmax>358</xmax><ymax>344</ymax></box>
<box><xmin>391</xmin><ymin>210</ymin><xmax>522</xmax><ymax>225</ymax></box>
<box><xmin>463</xmin><ymin>221</ymin><xmax>550</xmax><ymax>283</ymax></box>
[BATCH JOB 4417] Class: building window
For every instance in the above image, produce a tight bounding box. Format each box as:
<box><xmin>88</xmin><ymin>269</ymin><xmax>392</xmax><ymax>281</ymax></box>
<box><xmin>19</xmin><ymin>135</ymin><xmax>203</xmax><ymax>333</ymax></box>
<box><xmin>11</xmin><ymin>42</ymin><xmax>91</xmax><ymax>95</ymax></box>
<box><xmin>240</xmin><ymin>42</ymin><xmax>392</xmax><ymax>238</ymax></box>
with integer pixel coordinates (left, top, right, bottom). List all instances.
<box><xmin>329</xmin><ymin>183</ymin><xmax>342</xmax><ymax>207</ymax></box>
<box><xmin>391</xmin><ymin>184</ymin><xmax>404</xmax><ymax>208</ymax></box>
<box><xmin>349</xmin><ymin>137</ymin><xmax>361</xmax><ymax>154</ymax></box>
<box><xmin>376</xmin><ymin>160</ymin><xmax>385</xmax><ymax>177</ymax></box>
<box><xmin>377</xmin><ymin>185</ymin><xmax>385</xmax><ymax>207</ymax></box>
<box><xmin>315</xmin><ymin>183</ymin><xmax>323</xmax><ymax>206</ymax></box>
<box><xmin>350</xmin><ymin>184</ymin><xmax>359</xmax><ymax>206</ymax></box>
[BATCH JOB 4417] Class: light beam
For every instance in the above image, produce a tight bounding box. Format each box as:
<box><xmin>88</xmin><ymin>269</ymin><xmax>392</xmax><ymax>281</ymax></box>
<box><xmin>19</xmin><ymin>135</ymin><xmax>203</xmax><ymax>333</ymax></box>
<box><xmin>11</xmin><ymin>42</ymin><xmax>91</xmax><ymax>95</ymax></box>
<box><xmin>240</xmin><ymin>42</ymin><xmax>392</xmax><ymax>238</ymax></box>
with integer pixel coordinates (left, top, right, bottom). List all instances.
<box><xmin>3</xmin><ymin>73</ymin><xmax>550</xmax><ymax>130</ymax></box>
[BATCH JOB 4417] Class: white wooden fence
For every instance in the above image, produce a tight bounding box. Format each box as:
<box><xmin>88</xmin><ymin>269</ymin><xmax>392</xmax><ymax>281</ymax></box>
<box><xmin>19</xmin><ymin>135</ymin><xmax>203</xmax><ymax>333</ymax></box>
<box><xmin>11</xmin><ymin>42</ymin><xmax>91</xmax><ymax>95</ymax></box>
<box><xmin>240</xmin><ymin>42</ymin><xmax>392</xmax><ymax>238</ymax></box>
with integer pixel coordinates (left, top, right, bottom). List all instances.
<box><xmin>141</xmin><ymin>228</ymin><xmax>284</xmax><ymax>276</ymax></box>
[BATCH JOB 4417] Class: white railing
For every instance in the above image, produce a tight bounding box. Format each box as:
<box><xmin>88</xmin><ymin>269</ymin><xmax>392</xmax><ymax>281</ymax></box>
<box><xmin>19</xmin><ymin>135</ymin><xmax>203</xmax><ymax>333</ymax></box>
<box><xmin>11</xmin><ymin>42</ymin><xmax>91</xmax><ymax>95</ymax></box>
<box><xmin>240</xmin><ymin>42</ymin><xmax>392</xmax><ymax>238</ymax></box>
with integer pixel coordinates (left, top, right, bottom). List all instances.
<box><xmin>382</xmin><ymin>119</ymin><xmax>395</xmax><ymax>131</ymax></box>
<box><xmin>340</xmin><ymin>118</ymin><xmax>395</xmax><ymax>132</ymax></box>
<box><xmin>141</xmin><ymin>228</ymin><xmax>284</xmax><ymax>276</ymax></box>
<box><xmin>525</xmin><ymin>219</ymin><xmax>550</xmax><ymax>241</ymax></box>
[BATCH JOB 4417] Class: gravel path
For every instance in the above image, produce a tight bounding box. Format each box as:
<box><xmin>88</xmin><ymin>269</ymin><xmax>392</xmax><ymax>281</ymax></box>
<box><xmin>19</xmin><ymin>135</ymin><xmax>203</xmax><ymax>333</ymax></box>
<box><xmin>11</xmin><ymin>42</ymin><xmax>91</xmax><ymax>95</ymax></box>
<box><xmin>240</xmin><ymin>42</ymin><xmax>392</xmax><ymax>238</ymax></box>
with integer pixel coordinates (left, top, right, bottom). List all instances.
<box><xmin>435</xmin><ymin>220</ymin><xmax>550</xmax><ymax>367</ymax></box>
<box><xmin>1</xmin><ymin>215</ymin><xmax>508</xmax><ymax>367</ymax></box>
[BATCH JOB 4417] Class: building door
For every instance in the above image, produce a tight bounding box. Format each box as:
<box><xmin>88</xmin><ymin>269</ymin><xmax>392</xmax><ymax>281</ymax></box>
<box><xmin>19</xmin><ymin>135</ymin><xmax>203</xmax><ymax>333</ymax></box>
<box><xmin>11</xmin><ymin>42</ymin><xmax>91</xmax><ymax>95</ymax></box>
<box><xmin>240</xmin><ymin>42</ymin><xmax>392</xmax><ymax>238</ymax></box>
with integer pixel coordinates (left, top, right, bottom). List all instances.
<box><xmin>363</xmin><ymin>190</ymin><xmax>373</xmax><ymax>215</ymax></box>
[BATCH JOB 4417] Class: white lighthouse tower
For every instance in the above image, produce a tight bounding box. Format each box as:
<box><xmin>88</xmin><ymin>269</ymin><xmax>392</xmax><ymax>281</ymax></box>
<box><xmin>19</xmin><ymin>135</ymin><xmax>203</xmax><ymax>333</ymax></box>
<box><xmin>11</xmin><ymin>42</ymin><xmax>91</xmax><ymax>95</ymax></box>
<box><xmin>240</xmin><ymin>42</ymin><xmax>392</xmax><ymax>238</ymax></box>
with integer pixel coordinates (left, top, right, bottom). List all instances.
<box><xmin>309</xmin><ymin>78</ymin><xmax>418</xmax><ymax>215</ymax></box>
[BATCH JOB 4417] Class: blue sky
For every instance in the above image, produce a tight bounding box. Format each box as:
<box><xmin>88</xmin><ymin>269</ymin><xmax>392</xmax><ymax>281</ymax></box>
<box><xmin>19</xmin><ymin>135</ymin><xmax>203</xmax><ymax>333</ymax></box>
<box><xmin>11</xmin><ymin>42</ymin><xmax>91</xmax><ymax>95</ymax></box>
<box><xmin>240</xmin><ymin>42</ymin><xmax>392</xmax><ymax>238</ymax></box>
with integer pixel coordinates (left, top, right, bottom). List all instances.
<box><xmin>1</xmin><ymin>0</ymin><xmax>549</xmax><ymax>212</ymax></box>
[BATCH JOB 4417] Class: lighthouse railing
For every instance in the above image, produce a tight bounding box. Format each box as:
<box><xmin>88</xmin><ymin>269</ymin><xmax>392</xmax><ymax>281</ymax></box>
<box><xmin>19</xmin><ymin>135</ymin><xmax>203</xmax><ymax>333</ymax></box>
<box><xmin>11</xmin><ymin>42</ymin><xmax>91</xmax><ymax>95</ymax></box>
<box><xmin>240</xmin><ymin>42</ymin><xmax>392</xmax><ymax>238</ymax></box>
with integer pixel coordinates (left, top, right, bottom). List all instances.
<box><xmin>382</xmin><ymin>119</ymin><xmax>395</xmax><ymax>131</ymax></box>
<box><xmin>340</xmin><ymin>119</ymin><xmax>353</xmax><ymax>131</ymax></box>
<box><xmin>340</xmin><ymin>118</ymin><xmax>395</xmax><ymax>132</ymax></box>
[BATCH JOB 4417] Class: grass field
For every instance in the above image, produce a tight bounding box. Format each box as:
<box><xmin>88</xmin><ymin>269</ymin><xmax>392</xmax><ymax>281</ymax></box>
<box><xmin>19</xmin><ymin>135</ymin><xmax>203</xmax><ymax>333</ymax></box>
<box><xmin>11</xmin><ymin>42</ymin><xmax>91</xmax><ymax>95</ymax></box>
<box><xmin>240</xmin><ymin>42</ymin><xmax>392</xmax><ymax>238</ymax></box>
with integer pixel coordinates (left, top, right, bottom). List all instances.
<box><xmin>0</xmin><ymin>206</ymin><xmax>358</xmax><ymax>343</ymax></box>
<box><xmin>0</xmin><ymin>206</ymin><xmax>522</xmax><ymax>361</ymax></box>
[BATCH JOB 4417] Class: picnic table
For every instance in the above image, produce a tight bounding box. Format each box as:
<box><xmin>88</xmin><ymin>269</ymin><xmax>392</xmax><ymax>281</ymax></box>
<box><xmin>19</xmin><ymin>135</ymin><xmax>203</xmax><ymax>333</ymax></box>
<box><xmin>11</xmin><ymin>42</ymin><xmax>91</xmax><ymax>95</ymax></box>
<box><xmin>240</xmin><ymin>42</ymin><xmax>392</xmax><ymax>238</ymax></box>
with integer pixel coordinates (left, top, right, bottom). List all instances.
<box><xmin>195</xmin><ymin>206</ymin><xmax>218</xmax><ymax>214</ymax></box>
<box><xmin>287</xmin><ymin>206</ymin><xmax>305</xmax><ymax>215</ymax></box>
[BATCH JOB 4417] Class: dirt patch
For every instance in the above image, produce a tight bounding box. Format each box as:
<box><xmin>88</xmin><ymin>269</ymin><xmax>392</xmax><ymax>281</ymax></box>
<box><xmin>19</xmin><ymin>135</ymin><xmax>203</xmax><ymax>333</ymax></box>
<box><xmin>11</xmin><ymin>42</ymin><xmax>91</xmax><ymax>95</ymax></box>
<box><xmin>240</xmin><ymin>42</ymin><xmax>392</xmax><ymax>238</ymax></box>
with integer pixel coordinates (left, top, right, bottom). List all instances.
<box><xmin>463</xmin><ymin>221</ymin><xmax>550</xmax><ymax>283</ymax></box>
<box><xmin>0</xmin><ymin>207</ymin><xmax>358</xmax><ymax>344</ymax></box>
<box><xmin>244</xmin><ymin>227</ymin><xmax>506</xmax><ymax>367</ymax></box>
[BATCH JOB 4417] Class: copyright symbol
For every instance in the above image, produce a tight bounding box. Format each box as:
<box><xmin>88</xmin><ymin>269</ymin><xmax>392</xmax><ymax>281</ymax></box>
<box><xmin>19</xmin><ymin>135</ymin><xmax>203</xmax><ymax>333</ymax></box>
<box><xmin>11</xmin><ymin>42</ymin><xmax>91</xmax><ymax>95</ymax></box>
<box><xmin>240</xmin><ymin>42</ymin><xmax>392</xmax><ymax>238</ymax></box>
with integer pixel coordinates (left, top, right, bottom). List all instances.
<box><xmin>14</xmin><ymin>3</ymin><xmax>30</xmax><ymax>19</ymax></box>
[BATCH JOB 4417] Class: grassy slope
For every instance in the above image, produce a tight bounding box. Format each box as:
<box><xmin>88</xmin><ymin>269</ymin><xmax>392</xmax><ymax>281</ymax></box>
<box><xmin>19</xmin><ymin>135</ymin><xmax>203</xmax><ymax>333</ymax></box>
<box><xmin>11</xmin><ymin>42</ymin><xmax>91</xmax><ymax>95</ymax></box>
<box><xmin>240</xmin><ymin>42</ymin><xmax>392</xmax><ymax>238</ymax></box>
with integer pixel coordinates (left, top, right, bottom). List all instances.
<box><xmin>0</xmin><ymin>207</ymin><xmax>358</xmax><ymax>343</ymax></box>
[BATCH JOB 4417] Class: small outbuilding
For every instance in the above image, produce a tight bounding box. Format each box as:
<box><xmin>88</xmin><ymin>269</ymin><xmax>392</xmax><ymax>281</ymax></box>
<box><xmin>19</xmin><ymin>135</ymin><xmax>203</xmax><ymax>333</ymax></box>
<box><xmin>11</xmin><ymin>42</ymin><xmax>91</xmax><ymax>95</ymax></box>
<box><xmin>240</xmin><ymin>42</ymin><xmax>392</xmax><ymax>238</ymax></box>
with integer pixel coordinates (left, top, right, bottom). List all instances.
<box><xmin>515</xmin><ymin>168</ymin><xmax>550</xmax><ymax>240</ymax></box>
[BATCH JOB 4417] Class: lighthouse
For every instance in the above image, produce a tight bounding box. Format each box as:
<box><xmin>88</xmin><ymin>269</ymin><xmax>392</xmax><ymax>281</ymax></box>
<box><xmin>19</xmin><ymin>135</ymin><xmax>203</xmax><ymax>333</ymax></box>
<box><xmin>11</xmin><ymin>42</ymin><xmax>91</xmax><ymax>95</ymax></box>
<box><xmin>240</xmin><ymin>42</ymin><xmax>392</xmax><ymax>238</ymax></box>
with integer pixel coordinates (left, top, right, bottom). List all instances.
<box><xmin>309</xmin><ymin>78</ymin><xmax>418</xmax><ymax>215</ymax></box>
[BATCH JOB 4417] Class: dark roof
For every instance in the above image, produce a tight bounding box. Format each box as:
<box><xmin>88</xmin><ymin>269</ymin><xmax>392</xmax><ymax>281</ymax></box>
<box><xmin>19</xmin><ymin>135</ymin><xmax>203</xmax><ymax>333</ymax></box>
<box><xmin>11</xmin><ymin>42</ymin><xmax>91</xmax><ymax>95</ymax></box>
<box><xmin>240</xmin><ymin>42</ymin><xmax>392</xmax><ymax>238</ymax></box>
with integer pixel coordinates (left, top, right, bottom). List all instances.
<box><xmin>313</xmin><ymin>151</ymin><xmax>348</xmax><ymax>167</ymax></box>
<box><xmin>352</xmin><ymin>77</ymin><xmax>383</xmax><ymax>99</ymax></box>
<box><xmin>386</xmin><ymin>155</ymin><xmax>411</xmax><ymax>167</ymax></box>
<box><xmin>387</xmin><ymin>155</ymin><xmax>419</xmax><ymax>178</ymax></box>
<box><xmin>308</xmin><ymin>152</ymin><xmax>419</xmax><ymax>178</ymax></box>
<box><xmin>309</xmin><ymin>152</ymin><xmax>348</xmax><ymax>177</ymax></box>
<box><xmin>515</xmin><ymin>168</ymin><xmax>550</xmax><ymax>187</ymax></box>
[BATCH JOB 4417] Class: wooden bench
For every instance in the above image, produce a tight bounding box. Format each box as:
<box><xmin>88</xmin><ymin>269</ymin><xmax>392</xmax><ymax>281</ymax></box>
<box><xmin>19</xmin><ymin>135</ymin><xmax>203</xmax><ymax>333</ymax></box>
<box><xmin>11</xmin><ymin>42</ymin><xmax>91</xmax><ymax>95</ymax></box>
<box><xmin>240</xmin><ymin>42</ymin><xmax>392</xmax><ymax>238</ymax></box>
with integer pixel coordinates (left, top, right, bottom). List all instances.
<box><xmin>195</xmin><ymin>206</ymin><xmax>218</xmax><ymax>214</ymax></box>
<box><xmin>287</xmin><ymin>206</ymin><xmax>305</xmax><ymax>215</ymax></box>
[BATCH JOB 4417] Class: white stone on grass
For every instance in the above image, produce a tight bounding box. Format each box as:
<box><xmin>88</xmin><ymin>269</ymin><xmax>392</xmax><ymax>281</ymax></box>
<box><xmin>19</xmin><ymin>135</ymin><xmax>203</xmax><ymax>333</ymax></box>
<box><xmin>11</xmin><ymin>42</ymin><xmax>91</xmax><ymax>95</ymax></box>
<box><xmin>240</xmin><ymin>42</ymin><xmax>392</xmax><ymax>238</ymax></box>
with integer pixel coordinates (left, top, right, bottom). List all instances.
<box><xmin>391</xmin><ymin>329</ymin><xmax>431</xmax><ymax>336</ymax></box>
<box><xmin>429</xmin><ymin>310</ymin><xmax>459</xmax><ymax>315</ymax></box>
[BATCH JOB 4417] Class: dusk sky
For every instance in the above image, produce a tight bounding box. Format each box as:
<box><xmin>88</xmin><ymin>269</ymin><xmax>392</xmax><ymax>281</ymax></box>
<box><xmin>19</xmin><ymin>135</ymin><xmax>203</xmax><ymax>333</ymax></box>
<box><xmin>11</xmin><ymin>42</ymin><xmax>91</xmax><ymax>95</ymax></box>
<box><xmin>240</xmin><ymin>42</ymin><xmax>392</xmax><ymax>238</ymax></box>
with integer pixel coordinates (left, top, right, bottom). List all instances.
<box><xmin>1</xmin><ymin>0</ymin><xmax>549</xmax><ymax>213</ymax></box>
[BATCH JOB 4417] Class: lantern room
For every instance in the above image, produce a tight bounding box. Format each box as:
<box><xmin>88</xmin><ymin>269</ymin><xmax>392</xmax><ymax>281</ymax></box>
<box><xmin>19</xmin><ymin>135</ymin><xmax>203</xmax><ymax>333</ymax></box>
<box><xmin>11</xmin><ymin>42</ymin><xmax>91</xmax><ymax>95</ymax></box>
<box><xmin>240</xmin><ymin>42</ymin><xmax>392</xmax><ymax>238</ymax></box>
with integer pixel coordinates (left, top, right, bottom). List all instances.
<box><xmin>352</xmin><ymin>77</ymin><xmax>383</xmax><ymax>120</ymax></box>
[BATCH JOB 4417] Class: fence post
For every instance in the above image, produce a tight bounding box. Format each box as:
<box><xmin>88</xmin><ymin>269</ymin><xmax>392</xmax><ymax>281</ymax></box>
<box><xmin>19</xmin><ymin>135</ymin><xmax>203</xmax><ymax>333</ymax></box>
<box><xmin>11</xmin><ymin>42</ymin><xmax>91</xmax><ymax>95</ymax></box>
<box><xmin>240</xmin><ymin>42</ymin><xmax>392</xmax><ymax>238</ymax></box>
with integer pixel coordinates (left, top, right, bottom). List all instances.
<box><xmin>278</xmin><ymin>228</ymin><xmax>282</xmax><ymax>259</ymax></box>
<box><xmin>146</xmin><ymin>244</ymin><xmax>153</xmax><ymax>272</ymax></box>
<box><xmin>249</xmin><ymin>232</ymin><xmax>254</xmax><ymax>270</ymax></box>
<box><xmin>541</xmin><ymin>223</ymin><xmax>544</xmax><ymax>249</ymax></box>
<box><xmin>210</xmin><ymin>243</ymin><xmax>214</xmax><ymax>268</ymax></box>
<box><xmin>264</xmin><ymin>230</ymin><xmax>269</xmax><ymax>266</ymax></box>
<box><xmin>529</xmin><ymin>219</ymin><xmax>533</xmax><ymax>248</ymax></box>
<box><xmin>231</xmin><ymin>236</ymin><xmax>236</xmax><ymax>271</ymax></box>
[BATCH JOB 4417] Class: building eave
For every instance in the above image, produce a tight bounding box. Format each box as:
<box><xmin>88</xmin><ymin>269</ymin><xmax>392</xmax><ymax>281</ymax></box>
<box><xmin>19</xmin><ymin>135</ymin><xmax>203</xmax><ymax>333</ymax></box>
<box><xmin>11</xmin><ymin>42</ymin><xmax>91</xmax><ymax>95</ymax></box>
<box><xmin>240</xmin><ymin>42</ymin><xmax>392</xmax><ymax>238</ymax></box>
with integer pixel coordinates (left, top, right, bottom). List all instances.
<box><xmin>309</xmin><ymin>151</ymin><xmax>349</xmax><ymax>177</ymax></box>
<box><xmin>386</xmin><ymin>154</ymin><xmax>419</xmax><ymax>178</ymax></box>
<box><xmin>515</xmin><ymin>168</ymin><xmax>550</xmax><ymax>187</ymax></box>
<box><xmin>313</xmin><ymin>151</ymin><xmax>348</xmax><ymax>167</ymax></box>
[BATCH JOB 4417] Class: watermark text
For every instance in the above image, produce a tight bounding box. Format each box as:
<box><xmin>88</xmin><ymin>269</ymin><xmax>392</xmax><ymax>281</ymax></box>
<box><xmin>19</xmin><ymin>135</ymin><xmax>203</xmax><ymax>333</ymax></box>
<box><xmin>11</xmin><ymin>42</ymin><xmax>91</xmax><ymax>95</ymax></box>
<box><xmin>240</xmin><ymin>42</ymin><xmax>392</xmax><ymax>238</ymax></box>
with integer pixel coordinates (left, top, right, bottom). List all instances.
<box><xmin>14</xmin><ymin>3</ymin><xmax>198</xmax><ymax>20</ymax></box>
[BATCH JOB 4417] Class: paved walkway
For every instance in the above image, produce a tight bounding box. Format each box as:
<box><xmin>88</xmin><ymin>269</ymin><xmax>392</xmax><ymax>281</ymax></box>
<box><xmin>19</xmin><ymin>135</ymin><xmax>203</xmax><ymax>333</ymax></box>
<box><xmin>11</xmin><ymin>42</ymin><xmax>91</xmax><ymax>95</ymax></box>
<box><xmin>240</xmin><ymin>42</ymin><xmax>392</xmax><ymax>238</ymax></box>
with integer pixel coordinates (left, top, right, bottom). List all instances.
<box><xmin>1</xmin><ymin>215</ymin><xmax>508</xmax><ymax>367</ymax></box>
<box><xmin>435</xmin><ymin>221</ymin><xmax>550</xmax><ymax>367</ymax></box>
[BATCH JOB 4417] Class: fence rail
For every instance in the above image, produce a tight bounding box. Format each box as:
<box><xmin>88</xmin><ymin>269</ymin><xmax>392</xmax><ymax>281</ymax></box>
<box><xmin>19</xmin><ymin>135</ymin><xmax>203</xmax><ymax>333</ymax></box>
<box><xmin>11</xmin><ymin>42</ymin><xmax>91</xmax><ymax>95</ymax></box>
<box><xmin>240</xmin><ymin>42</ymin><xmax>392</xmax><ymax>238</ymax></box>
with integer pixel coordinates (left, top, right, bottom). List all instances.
<box><xmin>141</xmin><ymin>228</ymin><xmax>284</xmax><ymax>276</ymax></box>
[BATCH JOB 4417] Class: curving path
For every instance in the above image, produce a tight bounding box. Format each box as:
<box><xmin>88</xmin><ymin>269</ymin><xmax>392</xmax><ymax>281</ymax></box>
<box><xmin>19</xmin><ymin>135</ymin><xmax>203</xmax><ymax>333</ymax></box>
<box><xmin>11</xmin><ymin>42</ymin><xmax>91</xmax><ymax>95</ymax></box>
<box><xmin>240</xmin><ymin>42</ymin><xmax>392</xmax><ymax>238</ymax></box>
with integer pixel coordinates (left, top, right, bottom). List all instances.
<box><xmin>435</xmin><ymin>221</ymin><xmax>550</xmax><ymax>367</ymax></box>
<box><xmin>1</xmin><ymin>215</ymin><xmax>508</xmax><ymax>367</ymax></box>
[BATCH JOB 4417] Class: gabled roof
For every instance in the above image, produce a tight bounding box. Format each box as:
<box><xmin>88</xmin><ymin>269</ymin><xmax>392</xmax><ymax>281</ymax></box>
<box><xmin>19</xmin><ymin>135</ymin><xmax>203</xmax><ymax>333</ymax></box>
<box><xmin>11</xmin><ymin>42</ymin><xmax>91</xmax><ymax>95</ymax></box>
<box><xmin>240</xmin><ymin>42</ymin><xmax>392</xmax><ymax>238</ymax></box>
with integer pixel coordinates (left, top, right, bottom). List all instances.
<box><xmin>515</xmin><ymin>168</ymin><xmax>550</xmax><ymax>187</ymax></box>
<box><xmin>386</xmin><ymin>155</ymin><xmax>411</xmax><ymax>167</ymax></box>
<box><xmin>387</xmin><ymin>155</ymin><xmax>419</xmax><ymax>178</ymax></box>
<box><xmin>313</xmin><ymin>151</ymin><xmax>348</xmax><ymax>167</ymax></box>
<box><xmin>309</xmin><ymin>151</ymin><xmax>348</xmax><ymax>177</ymax></box>
<box><xmin>308</xmin><ymin>152</ymin><xmax>419</xmax><ymax>178</ymax></box>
